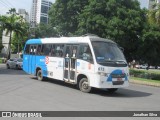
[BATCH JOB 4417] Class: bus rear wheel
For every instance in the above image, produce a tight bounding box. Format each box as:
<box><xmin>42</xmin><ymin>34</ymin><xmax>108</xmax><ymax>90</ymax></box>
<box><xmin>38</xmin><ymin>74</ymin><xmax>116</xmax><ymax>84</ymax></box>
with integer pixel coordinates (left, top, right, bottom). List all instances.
<box><xmin>37</xmin><ymin>70</ymin><xmax>44</xmax><ymax>81</ymax></box>
<box><xmin>78</xmin><ymin>78</ymin><xmax>92</xmax><ymax>93</ymax></box>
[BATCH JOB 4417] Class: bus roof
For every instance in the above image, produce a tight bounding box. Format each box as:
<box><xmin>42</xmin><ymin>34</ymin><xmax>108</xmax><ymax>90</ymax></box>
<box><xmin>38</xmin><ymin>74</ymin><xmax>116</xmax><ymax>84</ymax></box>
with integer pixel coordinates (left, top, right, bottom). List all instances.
<box><xmin>26</xmin><ymin>36</ymin><xmax>115</xmax><ymax>44</ymax></box>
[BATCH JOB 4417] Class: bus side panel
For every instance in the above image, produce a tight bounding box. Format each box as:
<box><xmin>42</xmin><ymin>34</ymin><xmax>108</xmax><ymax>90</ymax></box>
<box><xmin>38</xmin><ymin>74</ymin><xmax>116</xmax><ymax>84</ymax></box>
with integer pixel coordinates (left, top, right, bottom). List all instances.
<box><xmin>76</xmin><ymin>59</ymin><xmax>95</xmax><ymax>82</ymax></box>
<box><xmin>30</xmin><ymin>55</ymin><xmax>37</xmax><ymax>74</ymax></box>
<box><xmin>35</xmin><ymin>56</ymin><xmax>47</xmax><ymax>76</ymax></box>
<box><xmin>23</xmin><ymin>54</ymin><xmax>30</xmax><ymax>73</ymax></box>
<box><xmin>47</xmin><ymin>57</ymin><xmax>64</xmax><ymax>80</ymax></box>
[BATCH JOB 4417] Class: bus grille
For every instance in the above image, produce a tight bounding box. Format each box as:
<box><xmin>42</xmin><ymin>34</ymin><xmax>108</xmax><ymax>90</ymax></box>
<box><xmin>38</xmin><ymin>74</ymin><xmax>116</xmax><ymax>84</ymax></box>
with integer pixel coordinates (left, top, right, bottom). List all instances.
<box><xmin>112</xmin><ymin>81</ymin><xmax>124</xmax><ymax>85</ymax></box>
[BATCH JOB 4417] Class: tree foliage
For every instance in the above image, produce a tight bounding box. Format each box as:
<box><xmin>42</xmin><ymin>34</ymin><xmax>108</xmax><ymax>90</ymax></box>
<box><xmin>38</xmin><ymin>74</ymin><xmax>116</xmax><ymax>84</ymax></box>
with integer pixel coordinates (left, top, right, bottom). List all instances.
<box><xmin>49</xmin><ymin>0</ymin><xmax>145</xmax><ymax>61</ymax></box>
<box><xmin>0</xmin><ymin>8</ymin><xmax>29</xmax><ymax>58</ymax></box>
<box><xmin>48</xmin><ymin>0</ymin><xmax>160</xmax><ymax>65</ymax></box>
<box><xmin>77</xmin><ymin>0</ymin><xmax>145</xmax><ymax>61</ymax></box>
<box><xmin>34</xmin><ymin>23</ymin><xmax>58</xmax><ymax>38</ymax></box>
<box><xmin>147</xmin><ymin>3</ymin><xmax>160</xmax><ymax>26</ymax></box>
<box><xmin>138</xmin><ymin>24</ymin><xmax>160</xmax><ymax>66</ymax></box>
<box><xmin>49</xmin><ymin>0</ymin><xmax>89</xmax><ymax>36</ymax></box>
<box><xmin>0</xmin><ymin>27</ymin><xmax>3</xmax><ymax>51</ymax></box>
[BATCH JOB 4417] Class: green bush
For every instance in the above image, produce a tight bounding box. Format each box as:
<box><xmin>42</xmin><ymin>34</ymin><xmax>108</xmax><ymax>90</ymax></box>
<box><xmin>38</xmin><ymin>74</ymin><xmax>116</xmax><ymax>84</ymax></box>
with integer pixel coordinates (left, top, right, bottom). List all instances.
<box><xmin>130</xmin><ymin>69</ymin><xmax>160</xmax><ymax>80</ymax></box>
<box><xmin>0</xmin><ymin>58</ymin><xmax>2</xmax><ymax>63</ymax></box>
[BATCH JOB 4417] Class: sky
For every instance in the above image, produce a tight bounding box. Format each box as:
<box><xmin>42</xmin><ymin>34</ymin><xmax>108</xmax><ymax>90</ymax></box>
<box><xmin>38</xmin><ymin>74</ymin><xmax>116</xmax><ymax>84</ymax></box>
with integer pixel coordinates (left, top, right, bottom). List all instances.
<box><xmin>138</xmin><ymin>0</ymin><xmax>149</xmax><ymax>8</ymax></box>
<box><xmin>0</xmin><ymin>0</ymin><xmax>55</xmax><ymax>15</ymax></box>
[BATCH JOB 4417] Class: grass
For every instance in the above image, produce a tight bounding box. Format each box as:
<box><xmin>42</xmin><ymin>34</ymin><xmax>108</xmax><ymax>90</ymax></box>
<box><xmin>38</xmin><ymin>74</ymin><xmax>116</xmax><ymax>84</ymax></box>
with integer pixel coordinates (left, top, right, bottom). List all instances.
<box><xmin>130</xmin><ymin>77</ymin><xmax>160</xmax><ymax>84</ymax></box>
<box><xmin>0</xmin><ymin>58</ymin><xmax>2</xmax><ymax>63</ymax></box>
<box><xmin>130</xmin><ymin>69</ymin><xmax>160</xmax><ymax>86</ymax></box>
<box><xmin>130</xmin><ymin>68</ymin><xmax>160</xmax><ymax>80</ymax></box>
<box><xmin>136</xmin><ymin>69</ymin><xmax>160</xmax><ymax>74</ymax></box>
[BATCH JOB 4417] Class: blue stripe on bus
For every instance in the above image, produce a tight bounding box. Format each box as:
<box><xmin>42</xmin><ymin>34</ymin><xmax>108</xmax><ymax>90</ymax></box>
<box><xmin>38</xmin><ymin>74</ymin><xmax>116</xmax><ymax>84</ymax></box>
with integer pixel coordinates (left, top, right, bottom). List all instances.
<box><xmin>107</xmin><ymin>69</ymin><xmax>128</xmax><ymax>82</ymax></box>
<box><xmin>26</xmin><ymin>39</ymin><xmax>42</xmax><ymax>44</ymax></box>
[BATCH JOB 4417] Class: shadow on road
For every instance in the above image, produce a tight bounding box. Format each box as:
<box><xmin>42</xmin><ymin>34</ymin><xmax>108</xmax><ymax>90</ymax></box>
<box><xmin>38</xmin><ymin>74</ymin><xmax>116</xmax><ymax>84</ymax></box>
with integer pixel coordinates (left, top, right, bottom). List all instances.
<box><xmin>31</xmin><ymin>77</ymin><xmax>152</xmax><ymax>98</ymax></box>
<box><xmin>0</xmin><ymin>69</ymin><xmax>27</xmax><ymax>75</ymax></box>
<box><xmin>90</xmin><ymin>88</ymin><xmax>152</xmax><ymax>98</ymax></box>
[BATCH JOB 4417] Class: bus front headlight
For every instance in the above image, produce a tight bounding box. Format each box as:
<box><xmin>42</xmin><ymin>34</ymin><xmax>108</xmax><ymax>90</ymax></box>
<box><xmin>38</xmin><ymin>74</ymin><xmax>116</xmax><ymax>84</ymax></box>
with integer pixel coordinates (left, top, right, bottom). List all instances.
<box><xmin>98</xmin><ymin>72</ymin><xmax>108</xmax><ymax>77</ymax></box>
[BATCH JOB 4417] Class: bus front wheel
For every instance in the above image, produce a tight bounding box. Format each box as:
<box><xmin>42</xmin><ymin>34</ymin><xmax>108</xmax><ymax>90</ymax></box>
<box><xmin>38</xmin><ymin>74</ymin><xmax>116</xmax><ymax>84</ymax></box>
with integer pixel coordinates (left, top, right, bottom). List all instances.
<box><xmin>37</xmin><ymin>70</ymin><xmax>44</xmax><ymax>81</ymax></box>
<box><xmin>78</xmin><ymin>78</ymin><xmax>92</xmax><ymax>93</ymax></box>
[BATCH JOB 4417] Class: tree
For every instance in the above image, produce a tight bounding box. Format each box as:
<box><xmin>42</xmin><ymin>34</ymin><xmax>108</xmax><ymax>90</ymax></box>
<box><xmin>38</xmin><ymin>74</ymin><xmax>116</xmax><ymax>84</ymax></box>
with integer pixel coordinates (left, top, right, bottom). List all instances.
<box><xmin>49</xmin><ymin>0</ymin><xmax>159</xmax><ymax>64</ymax></box>
<box><xmin>11</xmin><ymin>22</ymin><xmax>29</xmax><ymax>53</ymax></box>
<box><xmin>0</xmin><ymin>26</ymin><xmax>4</xmax><ymax>51</ymax></box>
<box><xmin>49</xmin><ymin>0</ymin><xmax>89</xmax><ymax>36</ymax></box>
<box><xmin>0</xmin><ymin>15</ymin><xmax>7</xmax><ymax>52</ymax></box>
<box><xmin>34</xmin><ymin>23</ymin><xmax>58</xmax><ymax>38</ymax></box>
<box><xmin>138</xmin><ymin>22</ymin><xmax>160</xmax><ymax>66</ymax></box>
<box><xmin>77</xmin><ymin>0</ymin><xmax>144</xmax><ymax>61</ymax></box>
<box><xmin>148</xmin><ymin>2</ymin><xmax>160</xmax><ymax>26</ymax></box>
<box><xmin>0</xmin><ymin>8</ymin><xmax>28</xmax><ymax>59</ymax></box>
<box><xmin>137</xmin><ymin>2</ymin><xmax>160</xmax><ymax>66</ymax></box>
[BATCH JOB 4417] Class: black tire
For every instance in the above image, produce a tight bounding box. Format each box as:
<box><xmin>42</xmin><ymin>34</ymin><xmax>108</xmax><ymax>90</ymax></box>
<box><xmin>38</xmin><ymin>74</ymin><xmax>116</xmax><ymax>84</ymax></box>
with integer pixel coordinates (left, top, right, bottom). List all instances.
<box><xmin>78</xmin><ymin>78</ymin><xmax>92</xmax><ymax>93</ymax></box>
<box><xmin>37</xmin><ymin>70</ymin><xmax>44</xmax><ymax>81</ymax></box>
<box><xmin>107</xmin><ymin>88</ymin><xmax>118</xmax><ymax>93</ymax></box>
<box><xmin>6</xmin><ymin>64</ymin><xmax>10</xmax><ymax>69</ymax></box>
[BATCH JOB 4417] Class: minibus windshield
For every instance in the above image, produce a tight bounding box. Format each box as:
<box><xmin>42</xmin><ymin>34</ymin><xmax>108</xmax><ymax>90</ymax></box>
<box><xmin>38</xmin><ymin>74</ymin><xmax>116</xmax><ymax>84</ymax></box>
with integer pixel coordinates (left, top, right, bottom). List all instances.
<box><xmin>92</xmin><ymin>41</ymin><xmax>127</xmax><ymax>67</ymax></box>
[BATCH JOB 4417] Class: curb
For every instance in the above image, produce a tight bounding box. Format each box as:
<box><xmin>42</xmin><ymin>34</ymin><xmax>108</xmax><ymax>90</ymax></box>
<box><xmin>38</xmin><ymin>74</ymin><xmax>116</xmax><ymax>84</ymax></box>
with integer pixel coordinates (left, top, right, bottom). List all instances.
<box><xmin>130</xmin><ymin>79</ymin><xmax>160</xmax><ymax>87</ymax></box>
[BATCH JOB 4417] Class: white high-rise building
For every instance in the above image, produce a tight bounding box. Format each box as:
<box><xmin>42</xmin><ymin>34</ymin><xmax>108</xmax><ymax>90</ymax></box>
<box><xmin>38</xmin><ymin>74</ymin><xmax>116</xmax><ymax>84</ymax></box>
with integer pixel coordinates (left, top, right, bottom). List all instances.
<box><xmin>30</xmin><ymin>0</ymin><xmax>52</xmax><ymax>27</ymax></box>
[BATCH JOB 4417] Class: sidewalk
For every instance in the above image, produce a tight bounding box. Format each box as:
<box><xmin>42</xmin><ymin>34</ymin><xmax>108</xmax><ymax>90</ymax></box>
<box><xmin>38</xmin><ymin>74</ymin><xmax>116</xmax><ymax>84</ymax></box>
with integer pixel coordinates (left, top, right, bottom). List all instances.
<box><xmin>130</xmin><ymin>79</ymin><xmax>160</xmax><ymax>87</ymax></box>
<box><xmin>0</xmin><ymin>64</ymin><xmax>6</xmax><ymax>71</ymax></box>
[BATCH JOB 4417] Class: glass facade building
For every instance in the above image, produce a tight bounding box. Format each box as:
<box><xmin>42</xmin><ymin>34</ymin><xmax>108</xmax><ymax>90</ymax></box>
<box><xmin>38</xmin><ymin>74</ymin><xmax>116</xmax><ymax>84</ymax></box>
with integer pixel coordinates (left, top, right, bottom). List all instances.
<box><xmin>30</xmin><ymin>0</ymin><xmax>52</xmax><ymax>27</ymax></box>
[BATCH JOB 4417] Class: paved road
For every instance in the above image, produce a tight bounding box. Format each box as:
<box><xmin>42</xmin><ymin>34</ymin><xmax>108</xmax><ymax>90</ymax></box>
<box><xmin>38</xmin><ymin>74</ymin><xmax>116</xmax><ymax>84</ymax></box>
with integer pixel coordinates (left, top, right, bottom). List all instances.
<box><xmin>0</xmin><ymin>64</ymin><xmax>160</xmax><ymax>119</ymax></box>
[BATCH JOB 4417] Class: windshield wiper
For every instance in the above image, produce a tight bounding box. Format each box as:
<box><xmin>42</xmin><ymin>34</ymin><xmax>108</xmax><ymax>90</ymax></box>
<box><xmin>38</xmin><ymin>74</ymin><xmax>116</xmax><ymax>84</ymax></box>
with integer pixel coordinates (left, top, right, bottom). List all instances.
<box><xmin>115</xmin><ymin>60</ymin><xmax>127</xmax><ymax>65</ymax></box>
<box><xmin>104</xmin><ymin>60</ymin><xmax>127</xmax><ymax>64</ymax></box>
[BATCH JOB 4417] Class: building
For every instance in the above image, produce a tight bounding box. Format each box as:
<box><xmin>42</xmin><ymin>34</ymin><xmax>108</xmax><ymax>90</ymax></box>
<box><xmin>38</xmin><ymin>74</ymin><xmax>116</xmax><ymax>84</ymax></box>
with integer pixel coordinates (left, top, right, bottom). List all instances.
<box><xmin>18</xmin><ymin>9</ymin><xmax>29</xmax><ymax>22</ymax></box>
<box><xmin>30</xmin><ymin>0</ymin><xmax>53</xmax><ymax>27</ymax></box>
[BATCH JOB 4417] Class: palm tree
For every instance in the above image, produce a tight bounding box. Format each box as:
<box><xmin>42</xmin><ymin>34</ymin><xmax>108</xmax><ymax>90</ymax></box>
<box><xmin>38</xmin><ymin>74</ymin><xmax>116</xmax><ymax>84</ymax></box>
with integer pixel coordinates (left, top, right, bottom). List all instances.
<box><xmin>0</xmin><ymin>8</ymin><xmax>27</xmax><ymax>59</ymax></box>
<box><xmin>148</xmin><ymin>3</ymin><xmax>160</xmax><ymax>26</ymax></box>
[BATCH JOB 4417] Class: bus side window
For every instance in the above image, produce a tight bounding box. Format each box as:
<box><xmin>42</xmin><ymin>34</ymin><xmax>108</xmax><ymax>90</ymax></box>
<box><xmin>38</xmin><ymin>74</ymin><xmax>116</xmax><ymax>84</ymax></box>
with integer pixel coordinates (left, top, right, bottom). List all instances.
<box><xmin>24</xmin><ymin>45</ymin><xmax>30</xmax><ymax>54</ymax></box>
<box><xmin>65</xmin><ymin>45</ymin><xmax>71</xmax><ymax>57</ymax></box>
<box><xmin>49</xmin><ymin>45</ymin><xmax>56</xmax><ymax>56</ymax></box>
<box><xmin>41</xmin><ymin>44</ymin><xmax>51</xmax><ymax>56</ymax></box>
<box><xmin>78</xmin><ymin>45</ymin><xmax>93</xmax><ymax>63</ymax></box>
<box><xmin>72</xmin><ymin>46</ymin><xmax>77</xmax><ymax>58</ymax></box>
<box><xmin>30</xmin><ymin>46</ymin><xmax>34</xmax><ymax>55</ymax></box>
<box><xmin>55</xmin><ymin>45</ymin><xmax>64</xmax><ymax>57</ymax></box>
<box><xmin>37</xmin><ymin>45</ymin><xmax>42</xmax><ymax>55</ymax></box>
<box><xmin>33</xmin><ymin>46</ymin><xmax>37</xmax><ymax>55</ymax></box>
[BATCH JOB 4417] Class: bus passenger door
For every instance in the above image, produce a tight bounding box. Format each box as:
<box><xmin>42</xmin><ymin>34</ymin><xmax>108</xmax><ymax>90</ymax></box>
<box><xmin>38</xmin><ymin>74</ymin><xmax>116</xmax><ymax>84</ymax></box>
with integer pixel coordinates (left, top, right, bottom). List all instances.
<box><xmin>64</xmin><ymin>45</ymin><xmax>78</xmax><ymax>83</ymax></box>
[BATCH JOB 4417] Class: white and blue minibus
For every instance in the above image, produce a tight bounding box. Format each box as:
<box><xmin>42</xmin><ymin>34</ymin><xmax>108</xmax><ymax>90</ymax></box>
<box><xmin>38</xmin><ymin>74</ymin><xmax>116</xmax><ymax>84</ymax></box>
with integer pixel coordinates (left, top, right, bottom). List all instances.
<box><xmin>23</xmin><ymin>35</ymin><xmax>129</xmax><ymax>93</ymax></box>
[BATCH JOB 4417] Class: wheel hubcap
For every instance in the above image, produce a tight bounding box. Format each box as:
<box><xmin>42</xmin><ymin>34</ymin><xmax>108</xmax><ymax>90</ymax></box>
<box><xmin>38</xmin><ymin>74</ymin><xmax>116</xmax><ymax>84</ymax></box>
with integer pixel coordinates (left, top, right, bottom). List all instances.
<box><xmin>82</xmin><ymin>81</ymin><xmax>88</xmax><ymax>89</ymax></box>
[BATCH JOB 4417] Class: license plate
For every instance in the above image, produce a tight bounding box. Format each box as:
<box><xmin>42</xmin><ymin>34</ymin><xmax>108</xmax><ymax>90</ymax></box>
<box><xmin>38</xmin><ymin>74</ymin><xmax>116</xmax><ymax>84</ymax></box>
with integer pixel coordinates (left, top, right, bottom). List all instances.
<box><xmin>117</xmin><ymin>78</ymin><xmax>122</xmax><ymax>81</ymax></box>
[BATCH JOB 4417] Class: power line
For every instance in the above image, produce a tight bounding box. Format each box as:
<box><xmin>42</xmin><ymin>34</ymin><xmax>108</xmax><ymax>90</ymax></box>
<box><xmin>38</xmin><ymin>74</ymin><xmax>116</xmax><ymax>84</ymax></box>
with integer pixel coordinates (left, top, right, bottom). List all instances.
<box><xmin>2</xmin><ymin>0</ymin><xmax>15</xmax><ymax>8</ymax></box>
<box><xmin>1</xmin><ymin>0</ymin><xmax>15</xmax><ymax>8</ymax></box>
<box><xmin>0</xmin><ymin>1</ymin><xmax>10</xmax><ymax>8</ymax></box>
<box><xmin>0</xmin><ymin>0</ymin><xmax>15</xmax><ymax>14</ymax></box>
